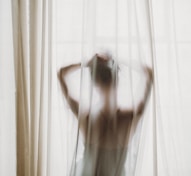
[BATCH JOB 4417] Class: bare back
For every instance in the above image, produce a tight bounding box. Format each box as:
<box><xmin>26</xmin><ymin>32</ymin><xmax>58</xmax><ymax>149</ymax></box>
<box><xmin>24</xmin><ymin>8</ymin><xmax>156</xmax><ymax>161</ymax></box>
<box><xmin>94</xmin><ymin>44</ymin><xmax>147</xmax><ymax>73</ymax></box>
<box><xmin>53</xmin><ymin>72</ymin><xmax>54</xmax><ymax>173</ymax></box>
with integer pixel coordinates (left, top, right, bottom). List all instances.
<box><xmin>58</xmin><ymin>58</ymin><xmax>152</xmax><ymax>176</ymax></box>
<box><xmin>79</xmin><ymin>108</ymin><xmax>133</xmax><ymax>149</ymax></box>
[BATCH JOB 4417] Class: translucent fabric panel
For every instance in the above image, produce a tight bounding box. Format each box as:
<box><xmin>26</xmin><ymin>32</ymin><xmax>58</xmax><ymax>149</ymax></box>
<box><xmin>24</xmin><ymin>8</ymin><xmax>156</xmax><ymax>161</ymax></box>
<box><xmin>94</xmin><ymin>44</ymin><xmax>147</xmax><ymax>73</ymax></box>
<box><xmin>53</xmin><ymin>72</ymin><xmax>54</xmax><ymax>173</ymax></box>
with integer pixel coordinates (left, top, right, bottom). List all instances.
<box><xmin>56</xmin><ymin>0</ymin><xmax>155</xmax><ymax>175</ymax></box>
<box><xmin>55</xmin><ymin>0</ymin><xmax>191</xmax><ymax>175</ymax></box>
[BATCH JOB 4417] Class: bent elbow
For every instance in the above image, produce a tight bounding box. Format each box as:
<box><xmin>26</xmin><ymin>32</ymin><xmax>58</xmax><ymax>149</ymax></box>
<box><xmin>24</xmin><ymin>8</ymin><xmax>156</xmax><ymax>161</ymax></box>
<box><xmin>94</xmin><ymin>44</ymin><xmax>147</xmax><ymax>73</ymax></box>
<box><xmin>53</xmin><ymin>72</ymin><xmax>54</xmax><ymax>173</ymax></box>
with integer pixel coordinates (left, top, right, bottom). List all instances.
<box><xmin>136</xmin><ymin>102</ymin><xmax>145</xmax><ymax>116</ymax></box>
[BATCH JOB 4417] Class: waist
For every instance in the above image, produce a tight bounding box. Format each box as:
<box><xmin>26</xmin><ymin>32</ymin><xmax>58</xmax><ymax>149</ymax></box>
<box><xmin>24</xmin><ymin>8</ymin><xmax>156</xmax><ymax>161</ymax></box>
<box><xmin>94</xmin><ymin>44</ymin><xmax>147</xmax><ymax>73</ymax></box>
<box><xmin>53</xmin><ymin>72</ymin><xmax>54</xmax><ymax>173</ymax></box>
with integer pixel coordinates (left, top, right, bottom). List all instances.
<box><xmin>84</xmin><ymin>144</ymin><xmax>127</xmax><ymax>162</ymax></box>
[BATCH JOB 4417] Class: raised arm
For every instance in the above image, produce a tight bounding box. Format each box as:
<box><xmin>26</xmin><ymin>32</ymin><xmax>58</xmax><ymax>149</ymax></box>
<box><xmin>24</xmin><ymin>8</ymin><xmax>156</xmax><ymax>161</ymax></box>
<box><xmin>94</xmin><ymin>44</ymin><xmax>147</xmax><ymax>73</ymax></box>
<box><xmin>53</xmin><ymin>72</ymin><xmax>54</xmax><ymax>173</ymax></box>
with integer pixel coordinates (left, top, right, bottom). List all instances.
<box><xmin>57</xmin><ymin>63</ymin><xmax>81</xmax><ymax>117</ymax></box>
<box><xmin>117</xmin><ymin>66</ymin><xmax>153</xmax><ymax>120</ymax></box>
<box><xmin>135</xmin><ymin>66</ymin><xmax>153</xmax><ymax>117</ymax></box>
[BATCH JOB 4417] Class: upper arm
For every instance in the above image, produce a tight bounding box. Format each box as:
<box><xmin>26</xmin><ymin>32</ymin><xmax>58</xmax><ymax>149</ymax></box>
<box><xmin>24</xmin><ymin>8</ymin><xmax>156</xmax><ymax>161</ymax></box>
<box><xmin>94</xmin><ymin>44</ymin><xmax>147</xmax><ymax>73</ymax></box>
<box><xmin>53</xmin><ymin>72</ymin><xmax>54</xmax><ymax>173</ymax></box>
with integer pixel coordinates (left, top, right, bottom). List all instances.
<box><xmin>136</xmin><ymin>101</ymin><xmax>145</xmax><ymax>117</ymax></box>
<box><xmin>117</xmin><ymin>66</ymin><xmax>152</xmax><ymax>125</ymax></box>
<box><xmin>58</xmin><ymin>67</ymin><xmax>80</xmax><ymax>117</ymax></box>
<box><xmin>135</xmin><ymin>66</ymin><xmax>153</xmax><ymax>117</ymax></box>
<box><xmin>67</xmin><ymin>96</ymin><xmax>79</xmax><ymax>117</ymax></box>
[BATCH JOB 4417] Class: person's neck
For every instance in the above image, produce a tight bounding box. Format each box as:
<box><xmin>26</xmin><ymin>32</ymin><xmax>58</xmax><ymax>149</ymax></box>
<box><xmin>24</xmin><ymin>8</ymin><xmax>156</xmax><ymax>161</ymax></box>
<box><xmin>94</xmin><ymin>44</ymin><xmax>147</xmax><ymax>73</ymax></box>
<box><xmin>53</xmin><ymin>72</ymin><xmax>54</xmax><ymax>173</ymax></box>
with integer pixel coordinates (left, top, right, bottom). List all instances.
<box><xmin>100</xmin><ymin>87</ymin><xmax>117</xmax><ymax>113</ymax></box>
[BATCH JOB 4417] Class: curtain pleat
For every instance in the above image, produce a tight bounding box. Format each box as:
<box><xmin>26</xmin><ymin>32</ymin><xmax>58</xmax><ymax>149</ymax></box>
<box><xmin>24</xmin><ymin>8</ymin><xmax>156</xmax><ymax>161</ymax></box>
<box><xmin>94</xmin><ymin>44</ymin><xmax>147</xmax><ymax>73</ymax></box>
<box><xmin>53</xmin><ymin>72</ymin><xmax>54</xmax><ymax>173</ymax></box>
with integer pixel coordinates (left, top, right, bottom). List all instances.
<box><xmin>11</xmin><ymin>0</ymin><xmax>30</xmax><ymax>175</ymax></box>
<box><xmin>11</xmin><ymin>0</ymin><xmax>52</xmax><ymax>175</ymax></box>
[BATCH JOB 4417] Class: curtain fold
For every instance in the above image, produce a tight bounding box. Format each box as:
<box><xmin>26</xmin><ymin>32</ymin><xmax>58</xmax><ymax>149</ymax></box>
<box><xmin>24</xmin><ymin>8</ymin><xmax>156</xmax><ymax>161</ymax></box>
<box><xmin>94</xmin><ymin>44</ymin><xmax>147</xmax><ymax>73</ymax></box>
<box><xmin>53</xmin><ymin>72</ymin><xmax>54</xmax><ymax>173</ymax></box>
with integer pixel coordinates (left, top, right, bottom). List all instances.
<box><xmin>12</xmin><ymin>1</ymin><xmax>30</xmax><ymax>175</ymax></box>
<box><xmin>11</xmin><ymin>0</ymin><xmax>53</xmax><ymax>175</ymax></box>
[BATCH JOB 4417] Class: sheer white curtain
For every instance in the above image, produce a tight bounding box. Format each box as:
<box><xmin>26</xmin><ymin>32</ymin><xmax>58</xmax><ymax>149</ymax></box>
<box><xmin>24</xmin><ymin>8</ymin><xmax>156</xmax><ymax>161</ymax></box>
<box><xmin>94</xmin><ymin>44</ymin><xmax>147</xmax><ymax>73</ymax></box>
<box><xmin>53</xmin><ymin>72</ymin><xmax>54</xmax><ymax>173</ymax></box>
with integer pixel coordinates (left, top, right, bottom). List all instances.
<box><xmin>1</xmin><ymin>0</ymin><xmax>191</xmax><ymax>176</ymax></box>
<box><xmin>148</xmin><ymin>0</ymin><xmax>191</xmax><ymax>175</ymax></box>
<box><xmin>54</xmin><ymin>0</ymin><xmax>191</xmax><ymax>175</ymax></box>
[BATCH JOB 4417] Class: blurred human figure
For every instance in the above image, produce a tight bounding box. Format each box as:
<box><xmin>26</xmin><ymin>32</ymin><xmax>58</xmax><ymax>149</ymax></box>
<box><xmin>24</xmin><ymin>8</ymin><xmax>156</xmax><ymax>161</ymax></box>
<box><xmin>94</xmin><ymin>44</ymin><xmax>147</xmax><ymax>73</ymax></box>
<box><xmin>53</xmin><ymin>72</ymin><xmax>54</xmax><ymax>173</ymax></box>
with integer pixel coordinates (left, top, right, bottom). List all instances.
<box><xmin>58</xmin><ymin>53</ymin><xmax>153</xmax><ymax>176</ymax></box>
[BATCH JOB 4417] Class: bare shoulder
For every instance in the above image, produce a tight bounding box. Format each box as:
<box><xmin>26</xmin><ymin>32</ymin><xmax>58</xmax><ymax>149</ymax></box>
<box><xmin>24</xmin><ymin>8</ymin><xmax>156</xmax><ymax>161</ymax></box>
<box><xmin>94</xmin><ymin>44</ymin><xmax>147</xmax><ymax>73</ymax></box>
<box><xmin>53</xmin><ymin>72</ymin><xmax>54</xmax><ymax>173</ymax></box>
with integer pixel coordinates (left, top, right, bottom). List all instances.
<box><xmin>78</xmin><ymin>110</ymin><xmax>90</xmax><ymax>125</ymax></box>
<box><xmin>117</xmin><ymin>108</ymin><xmax>133</xmax><ymax>121</ymax></box>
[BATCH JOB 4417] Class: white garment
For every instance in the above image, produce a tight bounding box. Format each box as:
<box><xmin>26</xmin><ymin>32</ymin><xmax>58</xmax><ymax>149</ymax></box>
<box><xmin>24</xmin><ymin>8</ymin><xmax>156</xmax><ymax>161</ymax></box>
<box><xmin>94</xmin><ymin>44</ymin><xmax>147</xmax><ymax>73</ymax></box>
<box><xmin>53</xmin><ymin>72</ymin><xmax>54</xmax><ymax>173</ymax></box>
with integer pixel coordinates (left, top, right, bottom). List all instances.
<box><xmin>74</xmin><ymin>145</ymin><xmax>127</xmax><ymax>176</ymax></box>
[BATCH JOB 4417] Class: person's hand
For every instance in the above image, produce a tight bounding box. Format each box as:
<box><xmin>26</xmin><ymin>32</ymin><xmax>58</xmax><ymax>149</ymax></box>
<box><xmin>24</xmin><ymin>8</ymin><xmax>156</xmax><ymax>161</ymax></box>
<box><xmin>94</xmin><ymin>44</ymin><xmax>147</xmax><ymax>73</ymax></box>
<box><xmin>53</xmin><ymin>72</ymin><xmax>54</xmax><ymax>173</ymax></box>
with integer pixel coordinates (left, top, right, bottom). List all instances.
<box><xmin>86</xmin><ymin>53</ymin><xmax>112</xmax><ymax>67</ymax></box>
<box><xmin>86</xmin><ymin>54</ymin><xmax>97</xmax><ymax>67</ymax></box>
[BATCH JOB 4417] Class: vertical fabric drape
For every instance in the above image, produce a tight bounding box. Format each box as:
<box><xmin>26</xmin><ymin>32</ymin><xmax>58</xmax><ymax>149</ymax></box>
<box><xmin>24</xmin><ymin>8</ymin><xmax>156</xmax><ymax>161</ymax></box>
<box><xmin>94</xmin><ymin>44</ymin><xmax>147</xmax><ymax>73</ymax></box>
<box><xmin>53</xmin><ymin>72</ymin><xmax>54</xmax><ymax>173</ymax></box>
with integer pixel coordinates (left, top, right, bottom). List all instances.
<box><xmin>12</xmin><ymin>0</ymin><xmax>30</xmax><ymax>175</ymax></box>
<box><xmin>11</xmin><ymin>0</ymin><xmax>53</xmax><ymax>175</ymax></box>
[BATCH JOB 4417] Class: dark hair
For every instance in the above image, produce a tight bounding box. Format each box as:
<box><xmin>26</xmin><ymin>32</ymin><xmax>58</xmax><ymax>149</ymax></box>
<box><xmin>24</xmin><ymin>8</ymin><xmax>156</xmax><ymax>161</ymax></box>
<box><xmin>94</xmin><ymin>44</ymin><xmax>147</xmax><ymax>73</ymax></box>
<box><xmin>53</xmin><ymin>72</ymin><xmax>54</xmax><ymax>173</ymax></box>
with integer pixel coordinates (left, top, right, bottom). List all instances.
<box><xmin>89</xmin><ymin>54</ymin><xmax>118</xmax><ymax>87</ymax></box>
